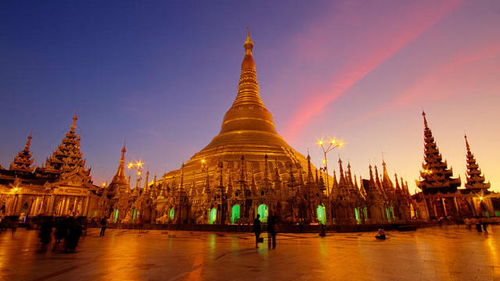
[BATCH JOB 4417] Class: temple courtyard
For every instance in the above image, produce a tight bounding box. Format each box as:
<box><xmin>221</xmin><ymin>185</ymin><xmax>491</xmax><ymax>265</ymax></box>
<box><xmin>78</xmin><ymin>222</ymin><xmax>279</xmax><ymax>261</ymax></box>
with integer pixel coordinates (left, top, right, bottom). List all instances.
<box><xmin>0</xmin><ymin>225</ymin><xmax>499</xmax><ymax>281</ymax></box>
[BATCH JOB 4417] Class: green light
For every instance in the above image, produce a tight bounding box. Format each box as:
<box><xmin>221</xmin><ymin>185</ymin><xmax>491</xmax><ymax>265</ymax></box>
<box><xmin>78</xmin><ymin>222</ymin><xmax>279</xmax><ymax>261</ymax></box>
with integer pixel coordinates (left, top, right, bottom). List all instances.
<box><xmin>113</xmin><ymin>209</ymin><xmax>119</xmax><ymax>223</ymax></box>
<box><xmin>257</xmin><ymin>204</ymin><xmax>268</xmax><ymax>222</ymax></box>
<box><xmin>316</xmin><ymin>204</ymin><xmax>326</xmax><ymax>225</ymax></box>
<box><xmin>385</xmin><ymin>207</ymin><xmax>392</xmax><ymax>223</ymax></box>
<box><xmin>169</xmin><ymin>207</ymin><xmax>175</xmax><ymax>221</ymax></box>
<box><xmin>354</xmin><ymin>207</ymin><xmax>360</xmax><ymax>224</ymax></box>
<box><xmin>231</xmin><ymin>204</ymin><xmax>240</xmax><ymax>224</ymax></box>
<box><xmin>132</xmin><ymin>209</ymin><xmax>137</xmax><ymax>222</ymax></box>
<box><xmin>208</xmin><ymin>208</ymin><xmax>217</xmax><ymax>224</ymax></box>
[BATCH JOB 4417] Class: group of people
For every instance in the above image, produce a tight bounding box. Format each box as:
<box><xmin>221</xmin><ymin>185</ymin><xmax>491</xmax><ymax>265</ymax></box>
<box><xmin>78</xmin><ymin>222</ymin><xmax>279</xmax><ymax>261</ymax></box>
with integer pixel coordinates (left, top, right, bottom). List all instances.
<box><xmin>0</xmin><ymin>215</ymin><xmax>18</xmax><ymax>234</ymax></box>
<box><xmin>464</xmin><ymin>217</ymin><xmax>490</xmax><ymax>233</ymax></box>
<box><xmin>253</xmin><ymin>215</ymin><xmax>278</xmax><ymax>249</ymax></box>
<box><xmin>38</xmin><ymin>216</ymin><xmax>84</xmax><ymax>252</ymax></box>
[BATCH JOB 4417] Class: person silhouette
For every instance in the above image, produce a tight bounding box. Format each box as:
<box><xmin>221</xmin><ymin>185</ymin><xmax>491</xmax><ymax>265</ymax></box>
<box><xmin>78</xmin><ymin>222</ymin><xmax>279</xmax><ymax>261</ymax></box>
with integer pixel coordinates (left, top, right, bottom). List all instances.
<box><xmin>267</xmin><ymin>215</ymin><xmax>277</xmax><ymax>249</ymax></box>
<box><xmin>100</xmin><ymin>217</ymin><xmax>107</xmax><ymax>237</ymax></box>
<box><xmin>253</xmin><ymin>214</ymin><xmax>262</xmax><ymax>248</ymax></box>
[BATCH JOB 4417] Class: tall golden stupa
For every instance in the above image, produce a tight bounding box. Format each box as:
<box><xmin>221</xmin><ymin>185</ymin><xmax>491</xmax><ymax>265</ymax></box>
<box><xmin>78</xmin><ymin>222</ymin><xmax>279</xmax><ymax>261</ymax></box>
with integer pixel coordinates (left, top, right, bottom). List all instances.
<box><xmin>162</xmin><ymin>33</ymin><xmax>313</xmax><ymax>188</ymax></box>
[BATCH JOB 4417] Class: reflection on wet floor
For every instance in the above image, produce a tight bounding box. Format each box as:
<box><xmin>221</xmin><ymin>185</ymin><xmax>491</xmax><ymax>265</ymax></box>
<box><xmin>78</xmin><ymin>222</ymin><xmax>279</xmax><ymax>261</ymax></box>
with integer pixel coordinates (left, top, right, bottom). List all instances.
<box><xmin>0</xmin><ymin>225</ymin><xmax>498</xmax><ymax>281</ymax></box>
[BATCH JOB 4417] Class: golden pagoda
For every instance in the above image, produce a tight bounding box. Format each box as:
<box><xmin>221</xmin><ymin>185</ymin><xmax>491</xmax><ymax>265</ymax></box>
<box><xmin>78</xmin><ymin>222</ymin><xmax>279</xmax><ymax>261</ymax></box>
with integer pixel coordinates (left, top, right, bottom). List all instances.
<box><xmin>162</xmin><ymin>33</ymin><xmax>312</xmax><ymax>186</ymax></box>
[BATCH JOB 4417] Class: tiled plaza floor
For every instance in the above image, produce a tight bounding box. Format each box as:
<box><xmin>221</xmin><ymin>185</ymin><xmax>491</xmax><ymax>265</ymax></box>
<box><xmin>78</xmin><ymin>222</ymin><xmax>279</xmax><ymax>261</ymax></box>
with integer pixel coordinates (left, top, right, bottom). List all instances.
<box><xmin>0</xmin><ymin>225</ymin><xmax>499</xmax><ymax>281</ymax></box>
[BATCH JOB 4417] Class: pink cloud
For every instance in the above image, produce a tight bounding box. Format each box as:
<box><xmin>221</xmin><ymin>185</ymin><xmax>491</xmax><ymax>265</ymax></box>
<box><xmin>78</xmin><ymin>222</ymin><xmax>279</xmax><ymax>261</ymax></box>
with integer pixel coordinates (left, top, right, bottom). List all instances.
<box><xmin>353</xmin><ymin>42</ymin><xmax>500</xmax><ymax>124</ymax></box>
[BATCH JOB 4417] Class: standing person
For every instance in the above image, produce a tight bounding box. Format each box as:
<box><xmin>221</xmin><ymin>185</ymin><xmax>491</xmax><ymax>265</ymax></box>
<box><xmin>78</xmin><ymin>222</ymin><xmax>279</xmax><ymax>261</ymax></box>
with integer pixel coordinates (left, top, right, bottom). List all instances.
<box><xmin>99</xmin><ymin>217</ymin><xmax>107</xmax><ymax>237</ymax></box>
<box><xmin>267</xmin><ymin>215</ymin><xmax>277</xmax><ymax>249</ymax></box>
<box><xmin>38</xmin><ymin>217</ymin><xmax>53</xmax><ymax>252</ymax></box>
<box><xmin>253</xmin><ymin>214</ymin><xmax>262</xmax><ymax>248</ymax></box>
<box><xmin>10</xmin><ymin>217</ymin><xmax>18</xmax><ymax>237</ymax></box>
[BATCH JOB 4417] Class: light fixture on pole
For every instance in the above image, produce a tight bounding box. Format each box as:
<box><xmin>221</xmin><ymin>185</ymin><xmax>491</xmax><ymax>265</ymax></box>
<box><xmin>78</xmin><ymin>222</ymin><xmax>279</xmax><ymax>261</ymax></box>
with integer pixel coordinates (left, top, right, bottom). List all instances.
<box><xmin>317</xmin><ymin>138</ymin><xmax>344</xmax><ymax>196</ymax></box>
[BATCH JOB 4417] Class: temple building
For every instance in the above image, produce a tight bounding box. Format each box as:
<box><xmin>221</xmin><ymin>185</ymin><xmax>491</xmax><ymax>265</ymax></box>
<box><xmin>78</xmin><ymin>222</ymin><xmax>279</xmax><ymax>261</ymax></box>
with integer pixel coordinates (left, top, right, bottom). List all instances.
<box><xmin>122</xmin><ymin>33</ymin><xmax>416</xmax><ymax>226</ymax></box>
<box><xmin>413</xmin><ymin>112</ymin><xmax>500</xmax><ymax>219</ymax></box>
<box><xmin>0</xmin><ymin>115</ymin><xmax>101</xmax><ymax>219</ymax></box>
<box><xmin>3</xmin><ymin>34</ymin><xmax>497</xmax><ymax>227</ymax></box>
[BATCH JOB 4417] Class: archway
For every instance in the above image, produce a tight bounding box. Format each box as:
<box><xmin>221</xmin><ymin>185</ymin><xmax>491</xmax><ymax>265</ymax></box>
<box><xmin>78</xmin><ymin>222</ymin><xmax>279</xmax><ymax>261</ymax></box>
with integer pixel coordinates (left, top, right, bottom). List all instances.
<box><xmin>231</xmin><ymin>204</ymin><xmax>240</xmax><ymax>224</ymax></box>
<box><xmin>316</xmin><ymin>204</ymin><xmax>326</xmax><ymax>225</ymax></box>
<box><xmin>257</xmin><ymin>204</ymin><xmax>268</xmax><ymax>222</ymax></box>
<box><xmin>208</xmin><ymin>208</ymin><xmax>217</xmax><ymax>224</ymax></box>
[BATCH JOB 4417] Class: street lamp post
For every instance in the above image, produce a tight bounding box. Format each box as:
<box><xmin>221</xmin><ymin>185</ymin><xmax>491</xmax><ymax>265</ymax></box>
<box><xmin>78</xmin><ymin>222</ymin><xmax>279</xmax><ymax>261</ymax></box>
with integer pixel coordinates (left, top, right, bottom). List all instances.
<box><xmin>128</xmin><ymin>160</ymin><xmax>144</xmax><ymax>189</ymax></box>
<box><xmin>317</xmin><ymin>138</ymin><xmax>344</xmax><ymax>196</ymax></box>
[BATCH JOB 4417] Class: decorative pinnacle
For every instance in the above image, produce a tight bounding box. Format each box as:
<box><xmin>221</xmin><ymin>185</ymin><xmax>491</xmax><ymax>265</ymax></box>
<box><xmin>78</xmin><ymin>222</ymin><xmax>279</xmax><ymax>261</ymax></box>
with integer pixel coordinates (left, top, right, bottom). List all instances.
<box><xmin>24</xmin><ymin>135</ymin><xmax>32</xmax><ymax>151</ymax></box>
<box><xmin>464</xmin><ymin>134</ymin><xmax>471</xmax><ymax>151</ymax></box>
<box><xmin>422</xmin><ymin>111</ymin><xmax>428</xmax><ymax>128</ymax></box>
<box><xmin>244</xmin><ymin>30</ymin><xmax>254</xmax><ymax>55</ymax></box>
<box><xmin>71</xmin><ymin>113</ymin><xmax>78</xmax><ymax>131</ymax></box>
<box><xmin>120</xmin><ymin>145</ymin><xmax>127</xmax><ymax>161</ymax></box>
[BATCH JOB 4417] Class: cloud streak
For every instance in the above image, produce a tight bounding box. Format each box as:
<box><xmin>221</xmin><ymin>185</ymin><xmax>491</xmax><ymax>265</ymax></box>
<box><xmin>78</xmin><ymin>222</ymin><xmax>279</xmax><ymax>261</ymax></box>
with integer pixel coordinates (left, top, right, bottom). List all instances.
<box><xmin>281</xmin><ymin>0</ymin><xmax>464</xmax><ymax>140</ymax></box>
<box><xmin>353</xmin><ymin>41</ymin><xmax>500</xmax><ymax>124</ymax></box>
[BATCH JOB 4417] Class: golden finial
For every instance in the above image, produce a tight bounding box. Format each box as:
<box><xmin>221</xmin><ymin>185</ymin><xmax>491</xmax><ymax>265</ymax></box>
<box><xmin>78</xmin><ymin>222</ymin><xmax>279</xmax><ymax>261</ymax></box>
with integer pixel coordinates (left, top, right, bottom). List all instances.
<box><xmin>244</xmin><ymin>27</ymin><xmax>254</xmax><ymax>55</ymax></box>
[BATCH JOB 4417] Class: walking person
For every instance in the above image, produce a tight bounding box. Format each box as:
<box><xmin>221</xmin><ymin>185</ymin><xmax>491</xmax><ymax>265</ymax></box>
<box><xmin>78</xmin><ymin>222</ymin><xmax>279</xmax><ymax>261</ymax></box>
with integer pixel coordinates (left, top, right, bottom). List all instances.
<box><xmin>99</xmin><ymin>217</ymin><xmax>107</xmax><ymax>237</ymax></box>
<box><xmin>253</xmin><ymin>214</ymin><xmax>262</xmax><ymax>248</ymax></box>
<box><xmin>267</xmin><ymin>215</ymin><xmax>277</xmax><ymax>249</ymax></box>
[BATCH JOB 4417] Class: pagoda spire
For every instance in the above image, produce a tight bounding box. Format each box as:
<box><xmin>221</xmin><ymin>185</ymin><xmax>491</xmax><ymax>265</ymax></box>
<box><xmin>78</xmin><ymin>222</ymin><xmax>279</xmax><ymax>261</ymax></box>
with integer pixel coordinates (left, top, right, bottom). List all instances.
<box><xmin>70</xmin><ymin>113</ymin><xmax>77</xmax><ymax>132</ymax></box>
<box><xmin>338</xmin><ymin>158</ymin><xmax>346</xmax><ymax>185</ymax></box>
<box><xmin>10</xmin><ymin>135</ymin><xmax>35</xmax><ymax>172</ymax></box>
<box><xmin>44</xmin><ymin>114</ymin><xmax>89</xmax><ymax>176</ymax></box>
<box><xmin>213</xmin><ymin>32</ymin><xmax>278</xmax><ymax>138</ymax></box>
<box><xmin>347</xmin><ymin>162</ymin><xmax>354</xmax><ymax>186</ymax></box>
<box><xmin>464</xmin><ymin>135</ymin><xmax>490</xmax><ymax>190</ymax></box>
<box><xmin>417</xmin><ymin>111</ymin><xmax>460</xmax><ymax>194</ymax></box>
<box><xmin>108</xmin><ymin>145</ymin><xmax>129</xmax><ymax>195</ymax></box>
<box><xmin>381</xmin><ymin>160</ymin><xmax>394</xmax><ymax>194</ymax></box>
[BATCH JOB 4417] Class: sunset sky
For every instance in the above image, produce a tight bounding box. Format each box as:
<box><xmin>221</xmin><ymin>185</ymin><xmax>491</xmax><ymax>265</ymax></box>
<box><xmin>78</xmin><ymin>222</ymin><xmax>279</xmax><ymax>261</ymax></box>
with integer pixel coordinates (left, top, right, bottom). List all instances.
<box><xmin>1</xmin><ymin>0</ymin><xmax>499</xmax><ymax>192</ymax></box>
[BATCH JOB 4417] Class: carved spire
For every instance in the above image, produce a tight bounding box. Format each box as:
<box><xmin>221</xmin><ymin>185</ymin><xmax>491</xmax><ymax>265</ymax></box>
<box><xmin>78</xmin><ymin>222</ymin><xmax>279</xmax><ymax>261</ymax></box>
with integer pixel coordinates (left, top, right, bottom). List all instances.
<box><xmin>263</xmin><ymin>154</ymin><xmax>270</xmax><ymax>186</ymax></box>
<box><xmin>10</xmin><ymin>135</ymin><xmax>35</xmax><ymax>172</ymax></box>
<box><xmin>464</xmin><ymin>135</ymin><xmax>490</xmax><ymax>190</ymax></box>
<box><xmin>338</xmin><ymin>158</ymin><xmax>346</xmax><ymax>185</ymax></box>
<box><xmin>44</xmin><ymin>114</ymin><xmax>90</xmax><ymax>178</ymax></box>
<box><xmin>381</xmin><ymin>160</ymin><xmax>394</xmax><ymax>195</ymax></box>
<box><xmin>239</xmin><ymin>155</ymin><xmax>246</xmax><ymax>183</ymax></box>
<box><xmin>307</xmin><ymin>154</ymin><xmax>314</xmax><ymax>184</ymax></box>
<box><xmin>417</xmin><ymin>111</ymin><xmax>460</xmax><ymax>194</ymax></box>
